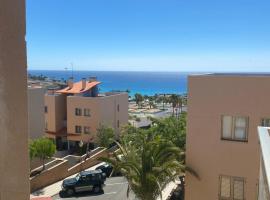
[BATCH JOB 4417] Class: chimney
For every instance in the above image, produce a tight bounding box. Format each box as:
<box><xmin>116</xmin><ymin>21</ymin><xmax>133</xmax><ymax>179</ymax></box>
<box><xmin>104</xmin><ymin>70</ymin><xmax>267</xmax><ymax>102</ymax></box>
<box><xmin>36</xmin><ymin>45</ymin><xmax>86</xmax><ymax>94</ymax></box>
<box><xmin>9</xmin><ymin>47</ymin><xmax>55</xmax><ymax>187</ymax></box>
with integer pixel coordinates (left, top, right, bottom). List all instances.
<box><xmin>89</xmin><ymin>76</ymin><xmax>97</xmax><ymax>82</ymax></box>
<box><xmin>82</xmin><ymin>78</ymin><xmax>86</xmax><ymax>90</ymax></box>
<box><xmin>68</xmin><ymin>77</ymin><xmax>73</xmax><ymax>89</ymax></box>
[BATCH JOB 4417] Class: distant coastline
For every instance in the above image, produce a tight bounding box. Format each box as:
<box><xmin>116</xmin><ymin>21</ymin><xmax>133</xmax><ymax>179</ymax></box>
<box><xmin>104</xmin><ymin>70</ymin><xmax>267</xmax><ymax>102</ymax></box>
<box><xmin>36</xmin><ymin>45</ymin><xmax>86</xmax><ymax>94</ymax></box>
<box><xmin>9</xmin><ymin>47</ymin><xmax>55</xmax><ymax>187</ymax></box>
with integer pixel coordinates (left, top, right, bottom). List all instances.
<box><xmin>28</xmin><ymin>70</ymin><xmax>189</xmax><ymax>96</ymax></box>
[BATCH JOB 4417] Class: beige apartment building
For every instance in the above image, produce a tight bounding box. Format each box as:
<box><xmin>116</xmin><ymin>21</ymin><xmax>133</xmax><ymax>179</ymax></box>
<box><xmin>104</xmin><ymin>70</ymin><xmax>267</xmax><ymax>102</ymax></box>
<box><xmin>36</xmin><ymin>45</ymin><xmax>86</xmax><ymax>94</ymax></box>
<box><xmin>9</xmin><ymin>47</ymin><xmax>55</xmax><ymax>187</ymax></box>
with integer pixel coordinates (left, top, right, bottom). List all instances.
<box><xmin>45</xmin><ymin>78</ymin><xmax>128</xmax><ymax>149</ymax></box>
<box><xmin>186</xmin><ymin>74</ymin><xmax>270</xmax><ymax>200</ymax></box>
<box><xmin>28</xmin><ymin>86</ymin><xmax>46</xmax><ymax>139</ymax></box>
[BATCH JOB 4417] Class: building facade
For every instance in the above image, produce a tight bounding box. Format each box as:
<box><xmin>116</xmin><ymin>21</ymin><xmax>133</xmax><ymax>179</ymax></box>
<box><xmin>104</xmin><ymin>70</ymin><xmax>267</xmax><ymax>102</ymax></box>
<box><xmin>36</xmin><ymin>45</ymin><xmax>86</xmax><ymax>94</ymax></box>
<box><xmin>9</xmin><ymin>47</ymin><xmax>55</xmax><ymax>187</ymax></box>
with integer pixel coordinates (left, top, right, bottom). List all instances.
<box><xmin>28</xmin><ymin>86</ymin><xmax>46</xmax><ymax>139</ymax></box>
<box><xmin>0</xmin><ymin>0</ymin><xmax>29</xmax><ymax>199</ymax></box>
<box><xmin>186</xmin><ymin>74</ymin><xmax>270</xmax><ymax>200</ymax></box>
<box><xmin>45</xmin><ymin>78</ymin><xmax>128</xmax><ymax>149</ymax></box>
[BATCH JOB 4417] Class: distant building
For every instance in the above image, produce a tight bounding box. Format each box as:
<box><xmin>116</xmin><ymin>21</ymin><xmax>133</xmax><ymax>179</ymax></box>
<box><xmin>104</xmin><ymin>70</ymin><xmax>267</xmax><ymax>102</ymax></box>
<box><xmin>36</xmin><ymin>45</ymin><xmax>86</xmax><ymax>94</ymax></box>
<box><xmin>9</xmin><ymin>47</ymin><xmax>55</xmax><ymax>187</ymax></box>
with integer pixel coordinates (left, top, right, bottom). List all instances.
<box><xmin>44</xmin><ymin>78</ymin><xmax>128</xmax><ymax>149</ymax></box>
<box><xmin>186</xmin><ymin>74</ymin><xmax>270</xmax><ymax>200</ymax></box>
<box><xmin>28</xmin><ymin>86</ymin><xmax>45</xmax><ymax>139</ymax></box>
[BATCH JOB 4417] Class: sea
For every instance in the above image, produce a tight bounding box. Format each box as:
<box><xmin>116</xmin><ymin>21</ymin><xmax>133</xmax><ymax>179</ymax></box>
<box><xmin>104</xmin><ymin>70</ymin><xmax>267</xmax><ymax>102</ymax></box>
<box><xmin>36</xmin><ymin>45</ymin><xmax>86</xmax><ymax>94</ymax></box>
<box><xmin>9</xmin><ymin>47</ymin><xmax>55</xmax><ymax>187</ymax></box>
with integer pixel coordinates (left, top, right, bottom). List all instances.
<box><xmin>28</xmin><ymin>70</ymin><xmax>192</xmax><ymax>96</ymax></box>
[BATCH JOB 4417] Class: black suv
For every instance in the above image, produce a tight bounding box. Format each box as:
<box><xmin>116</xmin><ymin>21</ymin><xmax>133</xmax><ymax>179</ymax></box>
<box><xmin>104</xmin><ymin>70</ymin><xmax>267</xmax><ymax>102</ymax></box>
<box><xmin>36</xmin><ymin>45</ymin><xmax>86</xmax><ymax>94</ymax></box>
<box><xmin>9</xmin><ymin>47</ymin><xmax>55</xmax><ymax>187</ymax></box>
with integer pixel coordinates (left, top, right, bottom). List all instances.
<box><xmin>95</xmin><ymin>163</ymin><xmax>113</xmax><ymax>177</ymax></box>
<box><xmin>60</xmin><ymin>170</ymin><xmax>106</xmax><ymax>197</ymax></box>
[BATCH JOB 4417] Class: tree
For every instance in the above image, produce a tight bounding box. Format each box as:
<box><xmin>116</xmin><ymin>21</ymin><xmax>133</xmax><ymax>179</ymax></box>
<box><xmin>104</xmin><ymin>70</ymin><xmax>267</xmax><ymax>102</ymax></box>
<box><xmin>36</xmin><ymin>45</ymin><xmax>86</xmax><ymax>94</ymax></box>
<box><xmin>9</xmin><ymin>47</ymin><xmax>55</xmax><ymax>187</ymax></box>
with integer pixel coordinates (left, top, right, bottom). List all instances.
<box><xmin>149</xmin><ymin>114</ymin><xmax>187</xmax><ymax>150</ymax></box>
<box><xmin>96</xmin><ymin>124</ymin><xmax>115</xmax><ymax>148</ymax></box>
<box><xmin>134</xmin><ymin>93</ymin><xmax>144</xmax><ymax>108</ymax></box>
<box><xmin>31</xmin><ymin>138</ymin><xmax>56</xmax><ymax>170</ymax></box>
<box><xmin>169</xmin><ymin>94</ymin><xmax>179</xmax><ymax>117</ymax></box>
<box><xmin>101</xmin><ymin>134</ymin><xmax>198</xmax><ymax>200</ymax></box>
<box><xmin>149</xmin><ymin>101</ymin><xmax>156</xmax><ymax>109</ymax></box>
<box><xmin>178</xmin><ymin>95</ymin><xmax>183</xmax><ymax>115</ymax></box>
<box><xmin>29</xmin><ymin>140</ymin><xmax>37</xmax><ymax>161</ymax></box>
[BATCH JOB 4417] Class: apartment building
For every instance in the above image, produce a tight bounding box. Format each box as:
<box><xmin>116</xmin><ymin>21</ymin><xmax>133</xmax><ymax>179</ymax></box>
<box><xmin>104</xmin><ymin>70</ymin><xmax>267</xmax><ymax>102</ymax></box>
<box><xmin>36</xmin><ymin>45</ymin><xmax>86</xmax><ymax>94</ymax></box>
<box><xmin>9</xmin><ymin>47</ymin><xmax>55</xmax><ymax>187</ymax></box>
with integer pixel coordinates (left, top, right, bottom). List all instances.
<box><xmin>28</xmin><ymin>86</ymin><xmax>45</xmax><ymax>139</ymax></box>
<box><xmin>44</xmin><ymin>78</ymin><xmax>128</xmax><ymax>149</ymax></box>
<box><xmin>186</xmin><ymin>74</ymin><xmax>270</xmax><ymax>200</ymax></box>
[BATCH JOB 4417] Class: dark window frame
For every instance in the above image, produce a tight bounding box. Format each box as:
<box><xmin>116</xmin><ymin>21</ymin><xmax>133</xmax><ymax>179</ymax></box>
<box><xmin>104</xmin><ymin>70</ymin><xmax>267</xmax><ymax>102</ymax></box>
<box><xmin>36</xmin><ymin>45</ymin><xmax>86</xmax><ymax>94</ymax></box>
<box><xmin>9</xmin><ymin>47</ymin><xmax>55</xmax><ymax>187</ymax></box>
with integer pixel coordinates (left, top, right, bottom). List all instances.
<box><xmin>221</xmin><ymin>115</ymin><xmax>249</xmax><ymax>142</ymax></box>
<box><xmin>75</xmin><ymin>108</ymin><xmax>82</xmax><ymax>116</ymax></box>
<box><xmin>75</xmin><ymin>125</ymin><xmax>82</xmax><ymax>133</ymax></box>
<box><xmin>84</xmin><ymin>108</ymin><xmax>91</xmax><ymax>117</ymax></box>
<box><xmin>84</xmin><ymin>126</ymin><xmax>90</xmax><ymax>134</ymax></box>
<box><xmin>219</xmin><ymin>175</ymin><xmax>245</xmax><ymax>200</ymax></box>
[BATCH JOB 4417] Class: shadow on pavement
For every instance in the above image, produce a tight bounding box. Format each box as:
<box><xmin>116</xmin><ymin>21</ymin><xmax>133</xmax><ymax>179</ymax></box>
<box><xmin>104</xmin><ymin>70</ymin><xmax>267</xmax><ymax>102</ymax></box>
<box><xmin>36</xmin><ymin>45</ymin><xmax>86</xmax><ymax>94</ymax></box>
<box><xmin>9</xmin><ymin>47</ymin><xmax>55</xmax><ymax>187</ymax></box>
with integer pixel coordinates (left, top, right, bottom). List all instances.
<box><xmin>59</xmin><ymin>190</ymin><xmax>104</xmax><ymax>198</ymax></box>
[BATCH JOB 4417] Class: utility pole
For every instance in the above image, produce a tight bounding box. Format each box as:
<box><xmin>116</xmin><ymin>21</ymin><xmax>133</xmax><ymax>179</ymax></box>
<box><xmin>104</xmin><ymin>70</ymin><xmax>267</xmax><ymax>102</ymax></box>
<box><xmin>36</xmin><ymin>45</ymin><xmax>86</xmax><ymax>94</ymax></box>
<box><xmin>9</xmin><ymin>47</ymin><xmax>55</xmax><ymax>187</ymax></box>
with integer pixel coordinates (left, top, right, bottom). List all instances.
<box><xmin>71</xmin><ymin>62</ymin><xmax>74</xmax><ymax>79</ymax></box>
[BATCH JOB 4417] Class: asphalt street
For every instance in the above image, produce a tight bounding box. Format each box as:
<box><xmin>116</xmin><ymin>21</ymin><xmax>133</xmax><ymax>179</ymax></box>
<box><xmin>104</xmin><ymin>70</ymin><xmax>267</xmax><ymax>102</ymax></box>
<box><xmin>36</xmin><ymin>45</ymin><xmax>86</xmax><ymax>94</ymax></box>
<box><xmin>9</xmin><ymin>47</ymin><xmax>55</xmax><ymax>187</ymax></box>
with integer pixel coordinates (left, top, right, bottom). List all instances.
<box><xmin>52</xmin><ymin>177</ymin><xmax>134</xmax><ymax>200</ymax></box>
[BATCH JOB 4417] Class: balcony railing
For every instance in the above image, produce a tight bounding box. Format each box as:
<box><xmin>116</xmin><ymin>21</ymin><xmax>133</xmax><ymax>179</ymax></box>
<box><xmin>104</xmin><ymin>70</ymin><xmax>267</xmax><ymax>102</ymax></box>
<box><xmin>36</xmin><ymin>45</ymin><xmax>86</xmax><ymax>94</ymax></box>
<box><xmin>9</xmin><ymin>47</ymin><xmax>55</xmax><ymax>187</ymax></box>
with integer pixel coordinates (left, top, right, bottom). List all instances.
<box><xmin>258</xmin><ymin>127</ymin><xmax>270</xmax><ymax>200</ymax></box>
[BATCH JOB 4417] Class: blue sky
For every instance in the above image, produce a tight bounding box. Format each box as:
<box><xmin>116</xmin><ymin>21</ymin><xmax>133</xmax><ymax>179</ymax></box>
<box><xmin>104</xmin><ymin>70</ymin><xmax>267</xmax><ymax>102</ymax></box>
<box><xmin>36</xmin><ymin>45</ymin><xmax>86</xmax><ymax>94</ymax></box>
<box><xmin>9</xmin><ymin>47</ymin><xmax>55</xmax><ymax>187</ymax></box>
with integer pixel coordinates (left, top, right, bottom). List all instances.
<box><xmin>27</xmin><ymin>0</ymin><xmax>270</xmax><ymax>72</ymax></box>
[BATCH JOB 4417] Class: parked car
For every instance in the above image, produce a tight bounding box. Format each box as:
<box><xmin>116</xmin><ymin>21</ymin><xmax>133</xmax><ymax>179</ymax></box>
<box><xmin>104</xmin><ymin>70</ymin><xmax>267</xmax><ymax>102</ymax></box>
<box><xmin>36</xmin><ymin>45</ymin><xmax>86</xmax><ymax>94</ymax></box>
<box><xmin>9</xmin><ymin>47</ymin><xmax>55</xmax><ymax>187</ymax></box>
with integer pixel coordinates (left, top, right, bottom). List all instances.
<box><xmin>95</xmin><ymin>163</ymin><xmax>113</xmax><ymax>177</ymax></box>
<box><xmin>60</xmin><ymin>170</ymin><xmax>106</xmax><ymax>197</ymax></box>
<box><xmin>96</xmin><ymin>163</ymin><xmax>123</xmax><ymax>177</ymax></box>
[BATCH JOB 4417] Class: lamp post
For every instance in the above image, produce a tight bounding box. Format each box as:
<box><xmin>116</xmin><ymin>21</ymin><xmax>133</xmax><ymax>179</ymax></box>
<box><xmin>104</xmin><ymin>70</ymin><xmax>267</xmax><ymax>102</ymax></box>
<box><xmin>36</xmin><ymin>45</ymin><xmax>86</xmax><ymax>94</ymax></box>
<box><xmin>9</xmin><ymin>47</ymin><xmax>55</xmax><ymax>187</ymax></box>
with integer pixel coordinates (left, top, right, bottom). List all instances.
<box><xmin>79</xmin><ymin>140</ymin><xmax>84</xmax><ymax>172</ymax></box>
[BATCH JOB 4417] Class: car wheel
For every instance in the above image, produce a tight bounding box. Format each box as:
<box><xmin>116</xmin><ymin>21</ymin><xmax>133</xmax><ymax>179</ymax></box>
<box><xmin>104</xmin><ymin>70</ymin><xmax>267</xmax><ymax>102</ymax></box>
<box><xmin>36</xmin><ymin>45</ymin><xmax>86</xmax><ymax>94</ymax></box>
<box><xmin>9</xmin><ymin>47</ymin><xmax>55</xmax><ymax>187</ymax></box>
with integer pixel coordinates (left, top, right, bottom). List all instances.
<box><xmin>59</xmin><ymin>190</ymin><xmax>66</xmax><ymax>198</ymax></box>
<box><xmin>66</xmin><ymin>188</ymin><xmax>74</xmax><ymax>196</ymax></box>
<box><xmin>93</xmin><ymin>186</ymin><xmax>101</xmax><ymax>194</ymax></box>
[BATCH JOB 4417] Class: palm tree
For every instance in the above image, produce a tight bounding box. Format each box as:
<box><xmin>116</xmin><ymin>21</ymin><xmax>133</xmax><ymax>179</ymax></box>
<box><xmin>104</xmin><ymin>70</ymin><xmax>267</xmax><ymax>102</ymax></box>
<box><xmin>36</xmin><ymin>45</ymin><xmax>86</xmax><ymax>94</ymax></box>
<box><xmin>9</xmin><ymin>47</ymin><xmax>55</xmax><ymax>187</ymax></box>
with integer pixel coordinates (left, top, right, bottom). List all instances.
<box><xmin>157</xmin><ymin>94</ymin><xmax>167</xmax><ymax>110</ymax></box>
<box><xmin>169</xmin><ymin>94</ymin><xmax>179</xmax><ymax>117</ymax></box>
<box><xmin>134</xmin><ymin>93</ymin><xmax>144</xmax><ymax>108</ymax></box>
<box><xmin>101</xmin><ymin>136</ymin><xmax>198</xmax><ymax>200</ymax></box>
<box><xmin>177</xmin><ymin>96</ymin><xmax>183</xmax><ymax>118</ymax></box>
<box><xmin>149</xmin><ymin>101</ymin><xmax>155</xmax><ymax>109</ymax></box>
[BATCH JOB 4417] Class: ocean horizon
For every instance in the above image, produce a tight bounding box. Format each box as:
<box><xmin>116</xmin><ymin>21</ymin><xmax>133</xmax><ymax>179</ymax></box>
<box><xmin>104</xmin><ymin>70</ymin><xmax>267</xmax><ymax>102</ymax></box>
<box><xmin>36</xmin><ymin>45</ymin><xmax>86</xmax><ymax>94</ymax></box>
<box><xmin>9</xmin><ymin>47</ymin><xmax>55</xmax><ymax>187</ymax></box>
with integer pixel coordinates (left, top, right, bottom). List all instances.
<box><xmin>28</xmin><ymin>70</ymin><xmax>192</xmax><ymax>96</ymax></box>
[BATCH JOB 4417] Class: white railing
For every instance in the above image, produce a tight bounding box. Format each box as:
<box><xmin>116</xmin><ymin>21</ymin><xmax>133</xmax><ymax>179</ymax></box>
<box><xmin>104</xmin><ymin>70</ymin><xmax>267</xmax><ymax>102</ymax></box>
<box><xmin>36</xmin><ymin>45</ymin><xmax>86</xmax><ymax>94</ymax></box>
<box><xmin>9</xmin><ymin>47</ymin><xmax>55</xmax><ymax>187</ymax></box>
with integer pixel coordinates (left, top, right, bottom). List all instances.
<box><xmin>258</xmin><ymin>127</ymin><xmax>270</xmax><ymax>200</ymax></box>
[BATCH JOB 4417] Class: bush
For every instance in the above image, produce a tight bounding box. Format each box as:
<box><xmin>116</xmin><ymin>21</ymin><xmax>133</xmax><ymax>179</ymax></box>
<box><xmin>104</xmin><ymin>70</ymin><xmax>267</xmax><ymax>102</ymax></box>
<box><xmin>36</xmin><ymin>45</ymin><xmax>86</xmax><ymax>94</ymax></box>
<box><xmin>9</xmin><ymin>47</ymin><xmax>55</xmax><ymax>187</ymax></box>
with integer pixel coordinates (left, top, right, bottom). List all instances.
<box><xmin>29</xmin><ymin>138</ymin><xmax>56</xmax><ymax>170</ymax></box>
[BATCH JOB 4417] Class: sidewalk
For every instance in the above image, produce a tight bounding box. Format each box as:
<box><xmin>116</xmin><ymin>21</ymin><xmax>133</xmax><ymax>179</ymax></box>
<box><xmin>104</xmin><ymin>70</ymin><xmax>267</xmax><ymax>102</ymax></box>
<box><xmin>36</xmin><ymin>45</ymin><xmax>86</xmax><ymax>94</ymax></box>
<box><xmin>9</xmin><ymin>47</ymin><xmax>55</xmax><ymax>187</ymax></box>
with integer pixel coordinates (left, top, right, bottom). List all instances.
<box><xmin>30</xmin><ymin>162</ymin><xmax>105</xmax><ymax>198</ymax></box>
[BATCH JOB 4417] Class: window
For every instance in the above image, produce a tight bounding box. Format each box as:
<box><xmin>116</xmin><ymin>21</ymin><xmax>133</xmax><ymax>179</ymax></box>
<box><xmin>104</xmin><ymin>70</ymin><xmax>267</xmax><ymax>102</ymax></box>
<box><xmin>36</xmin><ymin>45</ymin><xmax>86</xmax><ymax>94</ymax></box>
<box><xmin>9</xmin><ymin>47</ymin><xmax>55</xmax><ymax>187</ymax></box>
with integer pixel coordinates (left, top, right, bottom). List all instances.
<box><xmin>222</xmin><ymin>116</ymin><xmax>248</xmax><ymax>141</ymax></box>
<box><xmin>75</xmin><ymin>125</ymin><xmax>82</xmax><ymax>133</ymax></box>
<box><xmin>220</xmin><ymin>176</ymin><xmax>231</xmax><ymax>198</ymax></box>
<box><xmin>84</xmin><ymin>108</ymin><xmax>91</xmax><ymax>117</ymax></box>
<box><xmin>75</xmin><ymin>108</ymin><xmax>82</xmax><ymax>116</ymax></box>
<box><xmin>117</xmin><ymin>104</ymin><xmax>120</xmax><ymax>112</ymax></box>
<box><xmin>261</xmin><ymin>118</ymin><xmax>270</xmax><ymax>127</ymax></box>
<box><xmin>44</xmin><ymin>106</ymin><xmax>48</xmax><ymax>113</ymax></box>
<box><xmin>219</xmin><ymin>175</ymin><xmax>245</xmax><ymax>200</ymax></box>
<box><xmin>84</xmin><ymin>126</ymin><xmax>90</xmax><ymax>134</ymax></box>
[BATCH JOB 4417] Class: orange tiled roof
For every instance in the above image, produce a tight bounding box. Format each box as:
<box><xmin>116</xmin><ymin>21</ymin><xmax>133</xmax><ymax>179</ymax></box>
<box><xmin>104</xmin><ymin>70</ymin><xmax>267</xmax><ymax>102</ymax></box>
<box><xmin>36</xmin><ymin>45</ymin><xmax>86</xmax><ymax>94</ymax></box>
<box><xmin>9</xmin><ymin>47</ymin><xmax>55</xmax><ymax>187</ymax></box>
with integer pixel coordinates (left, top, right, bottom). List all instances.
<box><xmin>31</xmin><ymin>197</ymin><xmax>52</xmax><ymax>200</ymax></box>
<box><xmin>56</xmin><ymin>80</ymin><xmax>100</xmax><ymax>94</ymax></box>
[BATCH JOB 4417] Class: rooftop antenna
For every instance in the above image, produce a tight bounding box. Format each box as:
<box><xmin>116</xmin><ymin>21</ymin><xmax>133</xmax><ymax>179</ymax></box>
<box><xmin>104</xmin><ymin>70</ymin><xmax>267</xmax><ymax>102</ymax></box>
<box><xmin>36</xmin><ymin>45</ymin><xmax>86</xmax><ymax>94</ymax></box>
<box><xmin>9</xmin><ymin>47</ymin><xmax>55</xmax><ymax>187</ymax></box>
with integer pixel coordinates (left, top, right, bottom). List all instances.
<box><xmin>70</xmin><ymin>62</ymin><xmax>74</xmax><ymax>79</ymax></box>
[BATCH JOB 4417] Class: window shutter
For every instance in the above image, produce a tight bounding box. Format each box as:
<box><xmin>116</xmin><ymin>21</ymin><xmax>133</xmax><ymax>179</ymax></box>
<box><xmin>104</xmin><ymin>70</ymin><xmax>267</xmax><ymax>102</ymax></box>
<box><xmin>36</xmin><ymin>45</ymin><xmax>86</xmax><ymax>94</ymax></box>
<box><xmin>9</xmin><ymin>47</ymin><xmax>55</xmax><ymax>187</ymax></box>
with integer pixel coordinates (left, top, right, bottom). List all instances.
<box><xmin>233</xmin><ymin>179</ymin><xmax>244</xmax><ymax>200</ymax></box>
<box><xmin>222</xmin><ymin>116</ymin><xmax>233</xmax><ymax>139</ymax></box>
<box><xmin>234</xmin><ymin>117</ymin><xmax>247</xmax><ymax>140</ymax></box>
<box><xmin>220</xmin><ymin>176</ymin><xmax>231</xmax><ymax>198</ymax></box>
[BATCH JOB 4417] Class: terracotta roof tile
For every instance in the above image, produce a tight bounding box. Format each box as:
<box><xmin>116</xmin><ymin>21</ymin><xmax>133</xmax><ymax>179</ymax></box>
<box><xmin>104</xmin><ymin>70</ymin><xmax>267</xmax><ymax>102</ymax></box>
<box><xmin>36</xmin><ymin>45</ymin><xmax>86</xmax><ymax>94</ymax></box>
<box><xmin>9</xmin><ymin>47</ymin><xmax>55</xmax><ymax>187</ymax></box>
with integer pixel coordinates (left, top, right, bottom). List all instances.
<box><xmin>56</xmin><ymin>80</ymin><xmax>100</xmax><ymax>94</ymax></box>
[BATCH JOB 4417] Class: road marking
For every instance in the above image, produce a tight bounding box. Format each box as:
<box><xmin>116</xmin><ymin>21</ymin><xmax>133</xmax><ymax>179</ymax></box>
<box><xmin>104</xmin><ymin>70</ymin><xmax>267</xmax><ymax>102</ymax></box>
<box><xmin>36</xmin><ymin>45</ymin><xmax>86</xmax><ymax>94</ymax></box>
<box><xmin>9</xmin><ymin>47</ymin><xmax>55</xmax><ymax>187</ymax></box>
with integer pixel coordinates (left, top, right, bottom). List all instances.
<box><xmin>106</xmin><ymin>182</ymin><xmax>128</xmax><ymax>186</ymax></box>
<box><xmin>104</xmin><ymin>192</ymin><xmax>117</xmax><ymax>195</ymax></box>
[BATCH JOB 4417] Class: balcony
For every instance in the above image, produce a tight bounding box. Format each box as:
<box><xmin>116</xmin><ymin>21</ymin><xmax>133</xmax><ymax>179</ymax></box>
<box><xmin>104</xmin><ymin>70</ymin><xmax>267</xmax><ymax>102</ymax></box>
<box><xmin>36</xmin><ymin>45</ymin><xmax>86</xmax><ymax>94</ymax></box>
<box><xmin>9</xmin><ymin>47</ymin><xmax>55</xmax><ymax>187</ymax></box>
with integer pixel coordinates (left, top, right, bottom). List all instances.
<box><xmin>258</xmin><ymin>127</ymin><xmax>270</xmax><ymax>200</ymax></box>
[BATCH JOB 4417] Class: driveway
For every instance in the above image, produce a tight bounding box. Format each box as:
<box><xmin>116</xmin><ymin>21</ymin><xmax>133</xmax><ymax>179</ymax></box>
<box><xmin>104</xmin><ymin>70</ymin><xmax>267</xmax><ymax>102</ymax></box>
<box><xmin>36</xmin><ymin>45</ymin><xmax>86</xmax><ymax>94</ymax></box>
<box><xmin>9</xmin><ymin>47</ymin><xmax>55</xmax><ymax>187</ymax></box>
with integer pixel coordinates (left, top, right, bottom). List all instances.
<box><xmin>52</xmin><ymin>177</ymin><xmax>134</xmax><ymax>200</ymax></box>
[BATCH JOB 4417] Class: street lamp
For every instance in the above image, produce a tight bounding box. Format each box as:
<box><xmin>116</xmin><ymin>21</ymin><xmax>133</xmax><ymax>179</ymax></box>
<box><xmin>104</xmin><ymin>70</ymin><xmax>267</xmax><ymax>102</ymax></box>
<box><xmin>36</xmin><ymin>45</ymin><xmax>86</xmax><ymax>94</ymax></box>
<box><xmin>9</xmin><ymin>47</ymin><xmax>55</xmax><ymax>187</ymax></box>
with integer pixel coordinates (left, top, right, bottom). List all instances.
<box><xmin>79</xmin><ymin>140</ymin><xmax>84</xmax><ymax>172</ymax></box>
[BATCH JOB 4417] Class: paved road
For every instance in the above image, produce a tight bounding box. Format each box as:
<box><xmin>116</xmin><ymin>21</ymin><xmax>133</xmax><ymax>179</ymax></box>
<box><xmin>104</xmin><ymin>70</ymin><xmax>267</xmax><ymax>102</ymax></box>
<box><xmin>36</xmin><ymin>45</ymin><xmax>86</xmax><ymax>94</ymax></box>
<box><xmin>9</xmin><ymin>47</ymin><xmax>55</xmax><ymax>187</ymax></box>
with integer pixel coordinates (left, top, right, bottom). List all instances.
<box><xmin>52</xmin><ymin>177</ymin><xmax>134</xmax><ymax>200</ymax></box>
